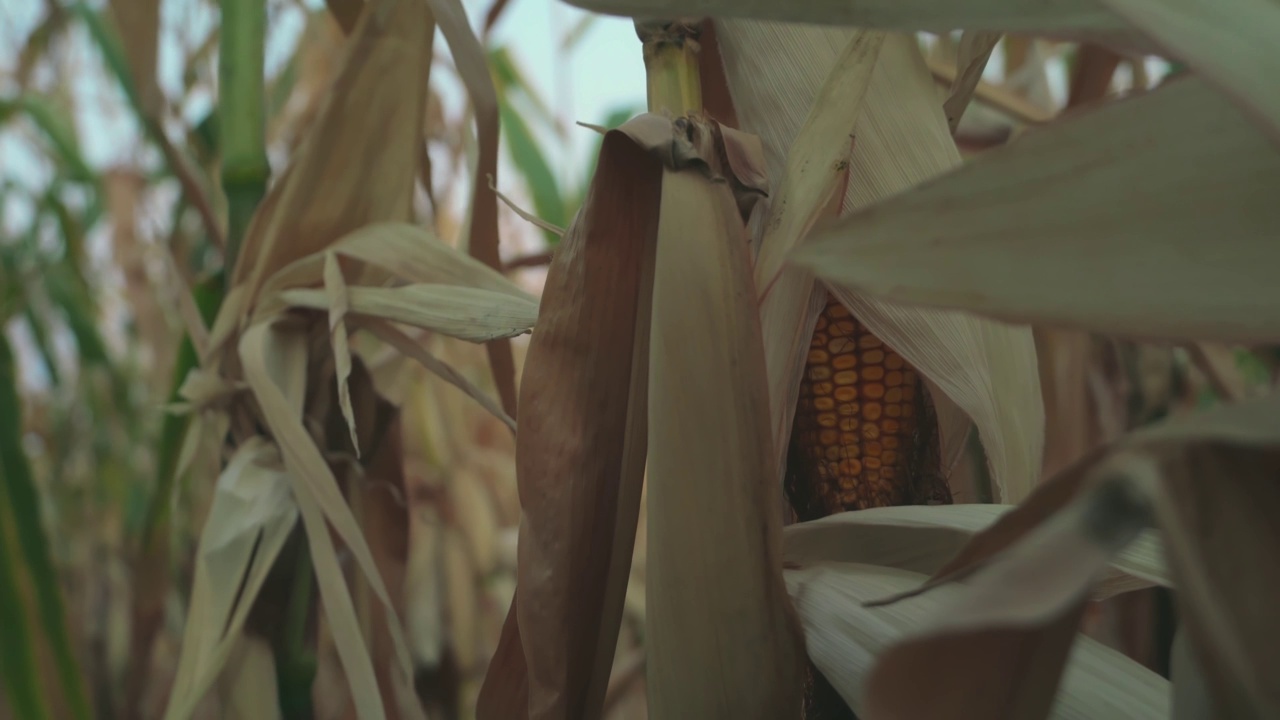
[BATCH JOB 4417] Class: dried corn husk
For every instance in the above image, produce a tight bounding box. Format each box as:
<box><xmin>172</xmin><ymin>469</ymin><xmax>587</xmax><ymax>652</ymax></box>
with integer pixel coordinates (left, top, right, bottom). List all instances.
<box><xmin>644</xmin><ymin>117</ymin><xmax>804</xmax><ymax>717</ymax></box>
<box><xmin>792</xmin><ymin>76</ymin><xmax>1280</xmax><ymax>344</ymax></box>
<box><xmin>785</xmin><ymin>562</ymin><xmax>1169</xmax><ymax>718</ymax></box>
<box><xmin>783</xmin><ymin>504</ymin><xmax>1166</xmax><ymax>600</ymax></box>
<box><xmin>716</xmin><ymin>24</ymin><xmax>1043</xmax><ymax>502</ymax></box>
<box><xmin>866</xmin><ymin>394</ymin><xmax>1280</xmax><ymax>717</ymax></box>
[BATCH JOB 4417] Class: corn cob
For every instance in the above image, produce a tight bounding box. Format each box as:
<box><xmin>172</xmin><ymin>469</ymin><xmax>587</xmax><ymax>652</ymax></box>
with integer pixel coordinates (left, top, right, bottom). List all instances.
<box><xmin>787</xmin><ymin>295</ymin><xmax>953</xmax><ymax>719</ymax></box>
<box><xmin>785</xmin><ymin>295</ymin><xmax>952</xmax><ymax>520</ymax></box>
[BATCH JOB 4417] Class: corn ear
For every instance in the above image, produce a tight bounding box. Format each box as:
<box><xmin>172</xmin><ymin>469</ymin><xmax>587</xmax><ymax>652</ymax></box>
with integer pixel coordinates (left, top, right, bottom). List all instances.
<box><xmin>716</xmin><ymin>24</ymin><xmax>1043</xmax><ymax>502</ymax></box>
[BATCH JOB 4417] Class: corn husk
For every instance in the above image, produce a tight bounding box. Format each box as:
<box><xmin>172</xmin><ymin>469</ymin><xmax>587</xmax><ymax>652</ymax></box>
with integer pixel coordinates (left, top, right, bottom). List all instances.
<box><xmin>792</xmin><ymin>75</ymin><xmax>1280</xmax><ymax>344</ymax></box>
<box><xmin>644</xmin><ymin>120</ymin><xmax>804</xmax><ymax>716</ymax></box>
<box><xmin>482</xmin><ymin>121</ymin><xmax>662</xmax><ymax>719</ymax></box>
<box><xmin>866</xmin><ymin>394</ymin><xmax>1280</xmax><ymax>717</ymax></box>
<box><xmin>783</xmin><ymin>504</ymin><xmax>1166</xmax><ymax>601</ymax></box>
<box><xmin>716</xmin><ymin>24</ymin><xmax>1043</xmax><ymax>502</ymax></box>
<box><xmin>785</xmin><ymin>562</ymin><xmax>1169</xmax><ymax>719</ymax></box>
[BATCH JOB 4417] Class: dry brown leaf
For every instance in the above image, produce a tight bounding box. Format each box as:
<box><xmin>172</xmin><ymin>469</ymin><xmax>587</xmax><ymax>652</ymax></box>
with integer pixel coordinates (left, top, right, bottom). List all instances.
<box><xmin>507</xmin><ymin>126</ymin><xmax>662</xmax><ymax>719</ymax></box>
<box><xmin>227</xmin><ymin>0</ymin><xmax>430</xmax><ymax>309</ymax></box>
<box><xmin>792</xmin><ymin>75</ymin><xmax>1280</xmax><ymax>344</ymax></box>
<box><xmin>785</xmin><ymin>562</ymin><xmax>1170</xmax><ymax>718</ymax></box>
<box><xmin>645</xmin><ymin>164</ymin><xmax>803</xmax><ymax>716</ymax></box>
<box><xmin>872</xmin><ymin>394</ymin><xmax>1280</xmax><ymax>715</ymax></box>
<box><xmin>423</xmin><ymin>0</ymin><xmax>518</xmax><ymax>418</ymax></box>
<box><xmin>108</xmin><ymin>0</ymin><xmax>162</xmax><ymax>117</ymax></box>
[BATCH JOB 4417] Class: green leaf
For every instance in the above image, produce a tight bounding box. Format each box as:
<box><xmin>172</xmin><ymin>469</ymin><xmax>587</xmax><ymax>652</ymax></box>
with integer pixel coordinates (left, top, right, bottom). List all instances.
<box><xmin>0</xmin><ymin>333</ymin><xmax>92</xmax><ymax>720</ymax></box>
<box><xmin>499</xmin><ymin>99</ymin><xmax>565</xmax><ymax>246</ymax></box>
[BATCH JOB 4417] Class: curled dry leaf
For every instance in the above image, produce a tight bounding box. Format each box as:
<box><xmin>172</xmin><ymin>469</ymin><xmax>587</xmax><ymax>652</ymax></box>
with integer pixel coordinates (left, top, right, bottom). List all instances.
<box><xmin>716</xmin><ymin>23</ymin><xmax>1043</xmax><ymax>502</ymax></box>
<box><xmin>275</xmin><ymin>285</ymin><xmax>537</xmax><ymax>342</ymax></box>
<box><xmin>785</xmin><ymin>562</ymin><xmax>1169</xmax><ymax>719</ymax></box>
<box><xmin>866</xmin><ymin>393</ymin><xmax>1280</xmax><ymax>717</ymax></box>
<box><xmin>784</xmin><ymin>504</ymin><xmax>1166</xmax><ymax>601</ymax></box>
<box><xmin>863</xmin><ymin>475</ymin><xmax>1152</xmax><ymax>720</ymax></box>
<box><xmin>423</xmin><ymin>0</ymin><xmax>519</xmax><ymax>417</ymax></box>
<box><xmin>791</xmin><ymin>76</ymin><xmax>1280</xmax><ymax>344</ymax></box>
<box><xmin>494</xmin><ymin>125</ymin><xmax>662</xmax><ymax>719</ymax></box>
<box><xmin>164</xmin><ymin>439</ymin><xmax>298</xmax><ymax>720</ymax></box>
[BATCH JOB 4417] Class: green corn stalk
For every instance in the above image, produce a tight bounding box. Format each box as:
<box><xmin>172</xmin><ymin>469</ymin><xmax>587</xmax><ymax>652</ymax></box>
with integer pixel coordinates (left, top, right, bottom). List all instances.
<box><xmin>220</xmin><ymin>0</ymin><xmax>269</xmax><ymax>270</ymax></box>
<box><xmin>0</xmin><ymin>333</ymin><xmax>92</xmax><ymax>720</ymax></box>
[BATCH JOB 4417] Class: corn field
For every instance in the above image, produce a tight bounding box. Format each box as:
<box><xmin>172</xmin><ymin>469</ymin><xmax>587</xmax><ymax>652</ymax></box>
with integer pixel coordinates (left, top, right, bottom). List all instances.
<box><xmin>1</xmin><ymin>0</ymin><xmax>1278</xmax><ymax>718</ymax></box>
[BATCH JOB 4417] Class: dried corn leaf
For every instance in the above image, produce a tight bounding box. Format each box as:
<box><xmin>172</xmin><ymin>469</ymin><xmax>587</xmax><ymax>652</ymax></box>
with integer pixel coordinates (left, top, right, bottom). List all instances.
<box><xmin>944</xmin><ymin>31</ymin><xmax>1003</xmax><ymax>133</ymax></box>
<box><xmin>783</xmin><ymin>504</ymin><xmax>1166</xmax><ymax>600</ymax></box>
<box><xmin>364</xmin><ymin>320</ymin><xmax>514</xmax><ymax>433</ymax></box>
<box><xmin>326</xmin><ymin>252</ymin><xmax>360</xmax><ymax>455</ymax></box>
<box><xmin>274</xmin><ymin>285</ymin><xmax>537</xmax><ymax>342</ymax></box>
<box><xmin>238</xmin><ymin>322</ymin><xmax>415</xmax><ymax>720</ymax></box>
<box><xmin>716</xmin><ymin>25</ymin><xmax>1042</xmax><ymax>501</ymax></box>
<box><xmin>875</xmin><ymin>394</ymin><xmax>1280</xmax><ymax>714</ymax></box>
<box><xmin>863</xmin><ymin>475</ymin><xmax>1151</xmax><ymax>720</ymax></box>
<box><xmin>229</xmin><ymin>0</ymin><xmax>429</xmax><ymax>305</ymax></box>
<box><xmin>785</xmin><ymin>562</ymin><xmax>1169</xmax><ymax>718</ymax></box>
<box><xmin>509</xmin><ymin>128</ymin><xmax>661</xmax><ymax>719</ymax></box>
<box><xmin>564</xmin><ymin>0</ymin><xmax>1150</xmax><ymax>49</ymax></box>
<box><xmin>164</xmin><ymin>439</ymin><xmax>298</xmax><ymax>719</ymax></box>
<box><xmin>645</xmin><ymin>166</ymin><xmax>803</xmax><ymax>716</ymax></box>
<box><xmin>263</xmin><ymin>225</ymin><xmax>534</xmax><ymax>304</ymax></box>
<box><xmin>423</xmin><ymin>0</ymin><xmax>518</xmax><ymax>417</ymax></box>
<box><xmin>1099</xmin><ymin>0</ymin><xmax>1280</xmax><ymax>148</ymax></box>
<box><xmin>792</xmin><ymin>76</ymin><xmax>1280</xmax><ymax>344</ymax></box>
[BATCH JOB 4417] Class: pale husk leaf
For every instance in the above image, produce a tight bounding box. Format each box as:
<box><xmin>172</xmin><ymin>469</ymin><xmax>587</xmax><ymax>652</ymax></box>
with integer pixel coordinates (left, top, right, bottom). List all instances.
<box><xmin>1099</xmin><ymin>0</ymin><xmax>1280</xmax><ymax>149</ymax></box>
<box><xmin>716</xmin><ymin>24</ymin><xmax>1043</xmax><ymax>501</ymax></box>
<box><xmin>784</xmin><ymin>503</ymin><xmax>1166</xmax><ymax>600</ymax></box>
<box><xmin>786</xmin><ymin>562</ymin><xmax>1170</xmax><ymax>719</ymax></box>
<box><xmin>754</xmin><ymin>29</ymin><xmax>884</xmax><ymax>291</ymax></box>
<box><xmin>164</xmin><ymin>439</ymin><xmax>297</xmax><ymax>719</ymax></box>
<box><xmin>944</xmin><ymin>31</ymin><xmax>1003</xmax><ymax>133</ymax></box>
<box><xmin>274</xmin><ymin>285</ymin><xmax>537</xmax><ymax>342</ymax></box>
<box><xmin>645</xmin><ymin>167</ymin><xmax>803</xmax><ymax>716</ymax></box>
<box><xmin>792</xmin><ymin>76</ymin><xmax>1280</xmax><ymax>343</ymax></box>
<box><xmin>561</xmin><ymin>0</ymin><xmax>1148</xmax><ymax>49</ymax></box>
